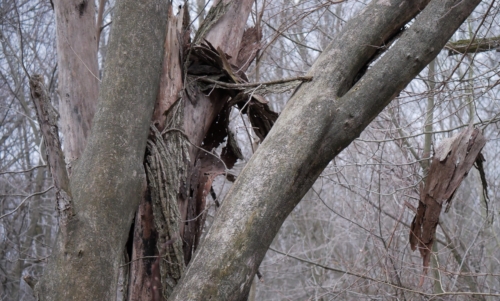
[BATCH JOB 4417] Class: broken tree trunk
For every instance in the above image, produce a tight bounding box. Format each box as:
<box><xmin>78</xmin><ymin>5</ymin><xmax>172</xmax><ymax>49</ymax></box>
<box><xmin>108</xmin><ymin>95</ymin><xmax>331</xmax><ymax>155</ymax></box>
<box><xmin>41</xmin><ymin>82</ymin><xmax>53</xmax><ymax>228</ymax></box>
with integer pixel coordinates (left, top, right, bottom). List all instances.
<box><xmin>129</xmin><ymin>1</ymin><xmax>268</xmax><ymax>299</ymax></box>
<box><xmin>410</xmin><ymin>126</ymin><xmax>486</xmax><ymax>277</ymax></box>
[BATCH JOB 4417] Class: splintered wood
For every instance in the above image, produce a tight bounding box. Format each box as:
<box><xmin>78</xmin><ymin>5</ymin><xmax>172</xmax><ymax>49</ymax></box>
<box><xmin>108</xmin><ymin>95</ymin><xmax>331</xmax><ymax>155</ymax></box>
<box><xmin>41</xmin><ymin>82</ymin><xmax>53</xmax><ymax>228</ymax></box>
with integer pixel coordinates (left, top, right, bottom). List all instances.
<box><xmin>29</xmin><ymin>75</ymin><xmax>73</xmax><ymax>227</ymax></box>
<box><xmin>409</xmin><ymin>126</ymin><xmax>486</xmax><ymax>282</ymax></box>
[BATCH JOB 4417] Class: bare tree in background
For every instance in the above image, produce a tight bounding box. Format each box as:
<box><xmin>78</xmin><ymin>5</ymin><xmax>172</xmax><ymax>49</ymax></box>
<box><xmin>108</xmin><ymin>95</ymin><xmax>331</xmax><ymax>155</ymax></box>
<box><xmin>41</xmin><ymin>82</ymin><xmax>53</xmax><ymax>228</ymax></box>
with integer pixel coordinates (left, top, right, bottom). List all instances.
<box><xmin>2</xmin><ymin>0</ymin><xmax>500</xmax><ymax>300</ymax></box>
<box><xmin>0</xmin><ymin>1</ymin><xmax>57</xmax><ymax>300</ymax></box>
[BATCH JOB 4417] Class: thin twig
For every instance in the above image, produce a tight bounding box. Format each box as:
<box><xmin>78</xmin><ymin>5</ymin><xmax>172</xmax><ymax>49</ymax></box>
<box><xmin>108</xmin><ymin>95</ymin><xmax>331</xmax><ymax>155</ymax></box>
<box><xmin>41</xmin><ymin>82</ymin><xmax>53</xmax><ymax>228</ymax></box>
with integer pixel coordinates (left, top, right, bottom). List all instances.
<box><xmin>196</xmin><ymin>75</ymin><xmax>312</xmax><ymax>89</ymax></box>
<box><xmin>96</xmin><ymin>0</ymin><xmax>106</xmax><ymax>47</ymax></box>
<box><xmin>0</xmin><ymin>186</ymin><xmax>54</xmax><ymax>219</ymax></box>
<box><xmin>269</xmin><ymin>247</ymin><xmax>500</xmax><ymax>298</ymax></box>
<box><xmin>440</xmin><ymin>0</ymin><xmax>495</xmax><ymax>88</ymax></box>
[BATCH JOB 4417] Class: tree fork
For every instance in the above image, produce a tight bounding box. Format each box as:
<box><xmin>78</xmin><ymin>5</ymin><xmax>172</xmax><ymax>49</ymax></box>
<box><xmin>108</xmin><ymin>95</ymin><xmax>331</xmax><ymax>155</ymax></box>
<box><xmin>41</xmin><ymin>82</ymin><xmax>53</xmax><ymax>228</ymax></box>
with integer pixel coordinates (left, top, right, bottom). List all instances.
<box><xmin>170</xmin><ymin>0</ymin><xmax>481</xmax><ymax>299</ymax></box>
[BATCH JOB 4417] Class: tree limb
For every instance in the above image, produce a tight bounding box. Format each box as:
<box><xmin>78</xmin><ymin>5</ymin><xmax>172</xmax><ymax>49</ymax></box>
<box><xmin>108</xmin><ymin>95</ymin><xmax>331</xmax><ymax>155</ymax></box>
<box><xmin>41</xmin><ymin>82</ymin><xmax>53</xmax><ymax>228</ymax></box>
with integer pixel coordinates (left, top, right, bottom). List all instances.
<box><xmin>29</xmin><ymin>74</ymin><xmax>73</xmax><ymax>226</ymax></box>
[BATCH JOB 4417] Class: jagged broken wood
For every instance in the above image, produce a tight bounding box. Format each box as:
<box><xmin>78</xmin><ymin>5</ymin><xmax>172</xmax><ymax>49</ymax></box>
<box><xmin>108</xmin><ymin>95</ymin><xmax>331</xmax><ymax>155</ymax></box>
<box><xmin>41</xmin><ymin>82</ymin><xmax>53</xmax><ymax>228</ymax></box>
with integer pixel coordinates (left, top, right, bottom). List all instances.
<box><xmin>409</xmin><ymin>126</ymin><xmax>486</xmax><ymax>281</ymax></box>
<box><xmin>29</xmin><ymin>74</ymin><xmax>73</xmax><ymax>227</ymax></box>
<box><xmin>133</xmin><ymin>2</ymin><xmax>275</xmax><ymax>298</ymax></box>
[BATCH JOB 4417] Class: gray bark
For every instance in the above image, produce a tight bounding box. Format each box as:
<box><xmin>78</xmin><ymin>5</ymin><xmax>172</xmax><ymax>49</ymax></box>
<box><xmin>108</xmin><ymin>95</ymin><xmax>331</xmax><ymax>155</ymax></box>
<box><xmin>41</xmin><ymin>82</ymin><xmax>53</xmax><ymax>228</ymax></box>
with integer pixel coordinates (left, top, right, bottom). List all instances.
<box><xmin>170</xmin><ymin>0</ymin><xmax>481</xmax><ymax>300</ymax></box>
<box><xmin>128</xmin><ymin>1</ymin><xmax>255</xmax><ymax>299</ymax></box>
<box><xmin>35</xmin><ymin>0</ymin><xmax>168</xmax><ymax>299</ymax></box>
<box><xmin>446</xmin><ymin>35</ymin><xmax>500</xmax><ymax>55</ymax></box>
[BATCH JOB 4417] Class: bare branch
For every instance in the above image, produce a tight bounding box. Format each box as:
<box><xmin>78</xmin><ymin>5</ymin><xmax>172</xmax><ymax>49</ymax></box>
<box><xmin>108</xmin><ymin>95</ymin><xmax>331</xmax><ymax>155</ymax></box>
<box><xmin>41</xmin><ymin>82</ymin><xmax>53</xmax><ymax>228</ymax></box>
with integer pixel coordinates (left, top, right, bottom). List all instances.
<box><xmin>29</xmin><ymin>74</ymin><xmax>73</xmax><ymax>225</ymax></box>
<box><xmin>0</xmin><ymin>186</ymin><xmax>54</xmax><ymax>220</ymax></box>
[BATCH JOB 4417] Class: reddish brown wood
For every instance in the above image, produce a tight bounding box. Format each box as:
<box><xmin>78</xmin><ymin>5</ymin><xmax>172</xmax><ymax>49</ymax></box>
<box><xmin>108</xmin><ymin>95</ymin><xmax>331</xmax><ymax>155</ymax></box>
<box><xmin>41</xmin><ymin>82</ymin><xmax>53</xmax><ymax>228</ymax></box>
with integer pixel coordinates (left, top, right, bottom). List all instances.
<box><xmin>410</xmin><ymin>127</ymin><xmax>486</xmax><ymax>275</ymax></box>
<box><xmin>205</xmin><ymin>0</ymin><xmax>254</xmax><ymax>62</ymax></box>
<box><xmin>127</xmin><ymin>184</ymin><xmax>158</xmax><ymax>301</ymax></box>
<box><xmin>152</xmin><ymin>5</ymin><xmax>185</xmax><ymax>132</ymax></box>
<box><xmin>139</xmin><ymin>0</ymin><xmax>275</xmax><ymax>297</ymax></box>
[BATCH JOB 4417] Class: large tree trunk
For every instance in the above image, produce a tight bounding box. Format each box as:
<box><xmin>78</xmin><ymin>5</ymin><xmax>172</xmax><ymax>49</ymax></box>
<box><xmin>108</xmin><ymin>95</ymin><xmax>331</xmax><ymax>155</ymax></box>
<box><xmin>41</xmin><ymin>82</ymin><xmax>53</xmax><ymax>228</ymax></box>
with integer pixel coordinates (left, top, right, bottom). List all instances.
<box><xmin>170</xmin><ymin>0</ymin><xmax>481</xmax><ymax>300</ymax></box>
<box><xmin>53</xmin><ymin>0</ymin><xmax>99</xmax><ymax>163</ymax></box>
<box><xmin>35</xmin><ymin>0</ymin><xmax>168</xmax><ymax>299</ymax></box>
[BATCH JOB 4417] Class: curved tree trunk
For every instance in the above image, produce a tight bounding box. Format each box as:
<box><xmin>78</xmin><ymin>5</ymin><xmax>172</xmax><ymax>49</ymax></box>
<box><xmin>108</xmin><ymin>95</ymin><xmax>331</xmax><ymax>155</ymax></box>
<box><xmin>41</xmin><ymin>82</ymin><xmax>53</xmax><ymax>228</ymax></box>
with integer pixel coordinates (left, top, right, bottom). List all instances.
<box><xmin>170</xmin><ymin>0</ymin><xmax>481</xmax><ymax>300</ymax></box>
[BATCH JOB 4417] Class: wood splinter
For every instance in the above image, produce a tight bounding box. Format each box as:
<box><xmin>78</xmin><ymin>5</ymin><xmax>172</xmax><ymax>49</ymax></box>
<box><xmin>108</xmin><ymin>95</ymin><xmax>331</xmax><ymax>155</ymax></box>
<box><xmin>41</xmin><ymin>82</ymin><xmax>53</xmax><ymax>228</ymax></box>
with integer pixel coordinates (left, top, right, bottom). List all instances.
<box><xmin>409</xmin><ymin>126</ymin><xmax>487</xmax><ymax>285</ymax></box>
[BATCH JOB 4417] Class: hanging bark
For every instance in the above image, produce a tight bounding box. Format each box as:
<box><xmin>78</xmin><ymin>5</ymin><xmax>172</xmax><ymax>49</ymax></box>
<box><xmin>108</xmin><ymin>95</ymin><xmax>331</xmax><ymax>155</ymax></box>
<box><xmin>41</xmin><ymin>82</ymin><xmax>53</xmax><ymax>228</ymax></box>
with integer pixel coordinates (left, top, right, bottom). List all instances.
<box><xmin>409</xmin><ymin>126</ymin><xmax>486</xmax><ymax>277</ymax></box>
<box><xmin>145</xmin><ymin>125</ymin><xmax>187</xmax><ymax>298</ymax></box>
<box><xmin>133</xmin><ymin>1</ymin><xmax>293</xmax><ymax>298</ymax></box>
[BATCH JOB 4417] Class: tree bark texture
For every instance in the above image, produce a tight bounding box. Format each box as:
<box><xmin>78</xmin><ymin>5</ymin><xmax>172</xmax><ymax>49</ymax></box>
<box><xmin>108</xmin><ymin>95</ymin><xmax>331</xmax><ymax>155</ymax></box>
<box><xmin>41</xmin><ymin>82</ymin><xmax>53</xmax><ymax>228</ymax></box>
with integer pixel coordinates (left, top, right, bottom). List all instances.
<box><xmin>410</xmin><ymin>127</ymin><xmax>486</xmax><ymax>274</ymax></box>
<box><xmin>128</xmin><ymin>6</ymin><xmax>189</xmax><ymax>301</ymax></box>
<box><xmin>130</xmin><ymin>0</ymin><xmax>255</xmax><ymax>299</ymax></box>
<box><xmin>35</xmin><ymin>0</ymin><xmax>168</xmax><ymax>300</ymax></box>
<box><xmin>29</xmin><ymin>74</ymin><xmax>73</xmax><ymax>232</ymax></box>
<box><xmin>53</xmin><ymin>0</ymin><xmax>99</xmax><ymax>163</ymax></box>
<box><xmin>170</xmin><ymin>0</ymin><xmax>481</xmax><ymax>300</ymax></box>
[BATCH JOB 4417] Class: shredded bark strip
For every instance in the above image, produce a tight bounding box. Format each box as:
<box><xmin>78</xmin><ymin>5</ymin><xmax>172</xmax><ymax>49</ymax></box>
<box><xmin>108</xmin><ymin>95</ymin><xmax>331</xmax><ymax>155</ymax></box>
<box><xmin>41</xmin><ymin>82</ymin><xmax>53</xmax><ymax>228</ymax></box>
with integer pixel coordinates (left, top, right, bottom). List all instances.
<box><xmin>409</xmin><ymin>126</ymin><xmax>487</xmax><ymax>283</ymax></box>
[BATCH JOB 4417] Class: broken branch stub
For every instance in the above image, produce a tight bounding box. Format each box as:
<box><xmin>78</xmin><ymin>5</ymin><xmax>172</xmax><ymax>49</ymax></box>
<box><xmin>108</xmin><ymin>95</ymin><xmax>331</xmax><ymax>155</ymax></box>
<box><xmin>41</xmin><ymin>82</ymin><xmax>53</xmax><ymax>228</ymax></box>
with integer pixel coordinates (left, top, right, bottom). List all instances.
<box><xmin>409</xmin><ymin>126</ymin><xmax>486</xmax><ymax>275</ymax></box>
<box><xmin>29</xmin><ymin>74</ymin><xmax>73</xmax><ymax>228</ymax></box>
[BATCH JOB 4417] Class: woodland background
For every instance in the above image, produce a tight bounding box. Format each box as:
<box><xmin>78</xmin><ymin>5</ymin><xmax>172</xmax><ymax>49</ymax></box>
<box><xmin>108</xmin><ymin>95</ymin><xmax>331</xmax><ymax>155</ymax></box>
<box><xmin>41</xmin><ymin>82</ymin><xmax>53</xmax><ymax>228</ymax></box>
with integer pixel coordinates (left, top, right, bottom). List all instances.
<box><xmin>1</xmin><ymin>0</ymin><xmax>500</xmax><ymax>300</ymax></box>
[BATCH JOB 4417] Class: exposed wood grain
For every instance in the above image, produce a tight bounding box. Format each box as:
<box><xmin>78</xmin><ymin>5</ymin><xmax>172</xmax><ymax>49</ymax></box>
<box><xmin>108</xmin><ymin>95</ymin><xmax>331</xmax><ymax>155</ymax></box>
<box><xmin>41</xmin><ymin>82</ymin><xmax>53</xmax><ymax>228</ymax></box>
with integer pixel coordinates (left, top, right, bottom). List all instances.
<box><xmin>29</xmin><ymin>74</ymin><xmax>73</xmax><ymax>227</ymax></box>
<box><xmin>410</xmin><ymin>127</ymin><xmax>486</xmax><ymax>277</ymax></box>
<box><xmin>36</xmin><ymin>0</ymin><xmax>169</xmax><ymax>298</ymax></box>
<box><xmin>53</xmin><ymin>0</ymin><xmax>99</xmax><ymax>163</ymax></box>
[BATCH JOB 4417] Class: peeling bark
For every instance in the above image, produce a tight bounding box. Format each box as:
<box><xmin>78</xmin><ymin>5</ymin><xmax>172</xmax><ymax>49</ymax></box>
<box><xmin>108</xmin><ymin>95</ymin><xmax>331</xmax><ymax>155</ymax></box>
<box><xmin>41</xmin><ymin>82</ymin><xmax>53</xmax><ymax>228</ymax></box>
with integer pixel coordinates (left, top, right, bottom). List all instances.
<box><xmin>129</xmin><ymin>1</ymin><xmax>258</xmax><ymax>297</ymax></box>
<box><xmin>29</xmin><ymin>74</ymin><xmax>73</xmax><ymax>229</ymax></box>
<box><xmin>144</xmin><ymin>0</ymin><xmax>257</xmax><ymax>289</ymax></box>
<box><xmin>410</xmin><ymin>127</ymin><xmax>486</xmax><ymax>277</ymax></box>
<box><xmin>145</xmin><ymin>124</ymin><xmax>188</xmax><ymax>299</ymax></box>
